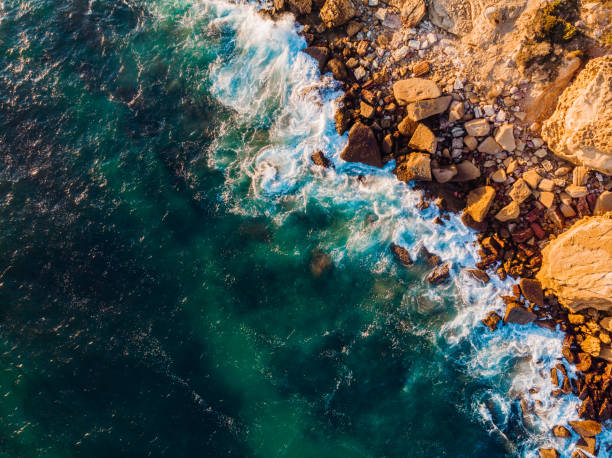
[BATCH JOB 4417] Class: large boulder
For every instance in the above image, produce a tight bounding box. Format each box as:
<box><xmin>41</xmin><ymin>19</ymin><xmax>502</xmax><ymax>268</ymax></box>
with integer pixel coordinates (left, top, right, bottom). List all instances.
<box><xmin>464</xmin><ymin>186</ymin><xmax>495</xmax><ymax>223</ymax></box>
<box><xmin>405</xmin><ymin>96</ymin><xmax>452</xmax><ymax>122</ymax></box>
<box><xmin>536</xmin><ymin>215</ymin><xmax>612</xmax><ymax>312</ymax></box>
<box><xmin>542</xmin><ymin>55</ymin><xmax>612</xmax><ymax>175</ymax></box>
<box><xmin>340</xmin><ymin>122</ymin><xmax>383</xmax><ymax>167</ymax></box>
<box><xmin>320</xmin><ymin>0</ymin><xmax>358</xmax><ymax>28</ymax></box>
<box><xmin>394</xmin><ymin>153</ymin><xmax>431</xmax><ymax>182</ymax></box>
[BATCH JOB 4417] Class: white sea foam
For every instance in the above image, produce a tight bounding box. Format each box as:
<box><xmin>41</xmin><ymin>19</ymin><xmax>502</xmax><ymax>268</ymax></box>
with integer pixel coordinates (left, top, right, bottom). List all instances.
<box><xmin>201</xmin><ymin>1</ymin><xmax>609</xmax><ymax>456</ymax></box>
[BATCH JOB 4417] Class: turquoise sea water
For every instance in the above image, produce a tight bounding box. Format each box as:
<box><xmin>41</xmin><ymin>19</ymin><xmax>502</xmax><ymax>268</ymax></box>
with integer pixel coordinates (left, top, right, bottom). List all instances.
<box><xmin>0</xmin><ymin>1</ymin><xmax>601</xmax><ymax>456</ymax></box>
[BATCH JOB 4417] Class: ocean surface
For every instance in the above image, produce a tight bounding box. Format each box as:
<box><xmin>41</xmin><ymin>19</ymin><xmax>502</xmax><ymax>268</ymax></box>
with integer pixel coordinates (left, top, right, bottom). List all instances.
<box><xmin>0</xmin><ymin>0</ymin><xmax>605</xmax><ymax>456</ymax></box>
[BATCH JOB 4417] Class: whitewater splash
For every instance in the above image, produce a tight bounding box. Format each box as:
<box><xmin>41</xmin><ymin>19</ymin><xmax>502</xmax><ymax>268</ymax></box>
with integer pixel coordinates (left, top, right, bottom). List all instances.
<box><xmin>199</xmin><ymin>1</ymin><xmax>608</xmax><ymax>456</ymax></box>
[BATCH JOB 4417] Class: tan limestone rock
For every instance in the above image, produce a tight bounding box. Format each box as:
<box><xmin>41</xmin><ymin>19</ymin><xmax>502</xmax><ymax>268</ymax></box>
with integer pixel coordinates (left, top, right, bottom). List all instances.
<box><xmin>464</xmin><ymin>118</ymin><xmax>490</xmax><ymax>137</ymax></box>
<box><xmin>398</xmin><ymin>116</ymin><xmax>418</xmax><ymax>137</ymax></box>
<box><xmin>478</xmin><ymin>136</ymin><xmax>502</xmax><ymax>155</ymax></box>
<box><xmin>394</xmin><ymin>153</ymin><xmax>431</xmax><ymax>182</ymax></box>
<box><xmin>494</xmin><ymin>124</ymin><xmax>516</xmax><ymax>151</ymax></box>
<box><xmin>320</xmin><ymin>0</ymin><xmax>358</xmax><ymax>28</ymax></box>
<box><xmin>491</xmin><ymin>169</ymin><xmax>507</xmax><ymax>183</ymax></box>
<box><xmin>495</xmin><ymin>201</ymin><xmax>520</xmax><ymax>222</ymax></box>
<box><xmin>594</xmin><ymin>191</ymin><xmax>612</xmax><ymax>215</ymax></box>
<box><xmin>464</xmin><ymin>135</ymin><xmax>478</xmax><ymax>150</ymax></box>
<box><xmin>408</xmin><ymin>123</ymin><xmax>437</xmax><ymax>154</ymax></box>
<box><xmin>464</xmin><ymin>186</ymin><xmax>495</xmax><ymax>223</ymax></box>
<box><xmin>509</xmin><ymin>178</ymin><xmax>532</xmax><ymax>203</ymax></box>
<box><xmin>565</xmin><ymin>184</ymin><xmax>588</xmax><ymax>198</ymax></box>
<box><xmin>536</xmin><ymin>215</ymin><xmax>612</xmax><ymax>312</ymax></box>
<box><xmin>448</xmin><ymin>100</ymin><xmax>465</xmax><ymax>122</ymax></box>
<box><xmin>539</xmin><ymin>191</ymin><xmax>555</xmax><ymax>208</ymax></box>
<box><xmin>389</xmin><ymin>0</ymin><xmax>426</xmax><ymax>26</ymax></box>
<box><xmin>542</xmin><ymin>55</ymin><xmax>612</xmax><ymax>175</ymax></box>
<box><xmin>523</xmin><ymin>169</ymin><xmax>542</xmax><ymax>189</ymax></box>
<box><xmin>393</xmin><ymin>78</ymin><xmax>441</xmax><ymax>105</ymax></box>
<box><xmin>405</xmin><ymin>96</ymin><xmax>452</xmax><ymax>122</ymax></box>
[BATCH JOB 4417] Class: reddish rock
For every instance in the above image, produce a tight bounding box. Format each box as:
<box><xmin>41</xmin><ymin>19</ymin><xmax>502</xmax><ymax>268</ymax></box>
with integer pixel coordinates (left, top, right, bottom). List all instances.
<box><xmin>520</xmin><ymin>278</ymin><xmax>544</xmax><ymax>306</ymax></box>
<box><xmin>512</xmin><ymin>227</ymin><xmax>534</xmax><ymax>243</ymax></box>
<box><xmin>539</xmin><ymin>449</ymin><xmax>559</xmax><ymax>458</ymax></box>
<box><xmin>465</xmin><ymin>268</ymin><xmax>490</xmax><ymax>283</ymax></box>
<box><xmin>569</xmin><ymin>420</ymin><xmax>602</xmax><ymax>437</ymax></box>
<box><xmin>530</xmin><ymin>222</ymin><xmax>546</xmax><ymax>239</ymax></box>
<box><xmin>504</xmin><ymin>302</ymin><xmax>537</xmax><ymax>324</ymax></box>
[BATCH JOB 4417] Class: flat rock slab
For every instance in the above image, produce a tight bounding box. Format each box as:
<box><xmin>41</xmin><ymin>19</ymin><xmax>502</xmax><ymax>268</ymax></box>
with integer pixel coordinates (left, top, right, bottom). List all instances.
<box><xmin>464</xmin><ymin>186</ymin><xmax>495</xmax><ymax>223</ymax></box>
<box><xmin>393</xmin><ymin>78</ymin><xmax>441</xmax><ymax>105</ymax></box>
<box><xmin>405</xmin><ymin>96</ymin><xmax>452</xmax><ymax>121</ymax></box>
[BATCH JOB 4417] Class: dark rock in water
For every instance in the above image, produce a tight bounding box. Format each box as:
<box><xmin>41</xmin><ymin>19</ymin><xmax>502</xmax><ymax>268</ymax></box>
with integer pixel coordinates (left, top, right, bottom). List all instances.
<box><xmin>534</xmin><ymin>319</ymin><xmax>556</xmax><ymax>331</ymax></box>
<box><xmin>465</xmin><ymin>268</ymin><xmax>490</xmax><ymax>284</ymax></box>
<box><xmin>538</xmin><ymin>449</ymin><xmax>558</xmax><ymax>458</ymax></box>
<box><xmin>303</xmin><ymin>46</ymin><xmax>330</xmax><ymax>72</ymax></box>
<box><xmin>419</xmin><ymin>246</ymin><xmax>440</xmax><ymax>266</ymax></box>
<box><xmin>569</xmin><ymin>419</ymin><xmax>601</xmax><ymax>437</ymax></box>
<box><xmin>326</xmin><ymin>58</ymin><xmax>348</xmax><ymax>81</ymax></box>
<box><xmin>552</xmin><ymin>425</ymin><xmax>571</xmax><ymax>437</ymax></box>
<box><xmin>482</xmin><ymin>311</ymin><xmax>502</xmax><ymax>331</ymax></box>
<box><xmin>390</xmin><ymin>243</ymin><xmax>412</xmax><ymax>266</ymax></box>
<box><xmin>334</xmin><ymin>107</ymin><xmax>351</xmax><ymax>135</ymax></box>
<box><xmin>310</xmin><ymin>250</ymin><xmax>332</xmax><ymax>277</ymax></box>
<box><xmin>504</xmin><ymin>302</ymin><xmax>537</xmax><ymax>324</ymax></box>
<box><xmin>519</xmin><ymin>278</ymin><xmax>544</xmax><ymax>306</ymax></box>
<box><xmin>461</xmin><ymin>212</ymin><xmax>488</xmax><ymax>232</ymax></box>
<box><xmin>340</xmin><ymin>122</ymin><xmax>383</xmax><ymax>167</ymax></box>
<box><xmin>311</xmin><ymin>150</ymin><xmax>332</xmax><ymax>168</ymax></box>
<box><xmin>427</xmin><ymin>263</ymin><xmax>450</xmax><ymax>285</ymax></box>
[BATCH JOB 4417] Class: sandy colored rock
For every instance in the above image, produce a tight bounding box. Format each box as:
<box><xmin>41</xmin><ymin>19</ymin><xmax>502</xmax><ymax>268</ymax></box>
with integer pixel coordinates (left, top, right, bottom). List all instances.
<box><xmin>569</xmin><ymin>420</ymin><xmax>602</xmax><ymax>437</ymax></box>
<box><xmin>552</xmin><ymin>426</ymin><xmax>571</xmax><ymax>438</ymax></box>
<box><xmin>523</xmin><ymin>169</ymin><xmax>542</xmax><ymax>189</ymax></box>
<box><xmin>398</xmin><ymin>116</ymin><xmax>418</xmax><ymax>137</ymax></box>
<box><xmin>495</xmin><ymin>201</ymin><xmax>519</xmax><ymax>222</ymax></box>
<box><xmin>580</xmin><ymin>335</ymin><xmax>601</xmax><ymax>357</ymax></box>
<box><xmin>539</xmin><ymin>191</ymin><xmax>555</xmax><ymax>208</ymax></box>
<box><xmin>464</xmin><ymin>135</ymin><xmax>478</xmax><ymax>150</ymax></box>
<box><xmin>477</xmin><ymin>136</ymin><xmax>502</xmax><ymax>155</ymax></box>
<box><xmin>408</xmin><ymin>123</ymin><xmax>437</xmax><ymax>153</ymax></box>
<box><xmin>394</xmin><ymin>153</ymin><xmax>431</xmax><ymax>182</ymax></box>
<box><xmin>405</xmin><ymin>96</ymin><xmax>452</xmax><ymax>121</ymax></box>
<box><xmin>464</xmin><ymin>186</ymin><xmax>495</xmax><ymax>223</ymax></box>
<box><xmin>539</xmin><ymin>449</ymin><xmax>558</xmax><ymax>458</ymax></box>
<box><xmin>542</xmin><ymin>55</ymin><xmax>612</xmax><ymax>175</ymax></box>
<box><xmin>464</xmin><ymin>118</ymin><xmax>490</xmax><ymax>137</ymax></box>
<box><xmin>427</xmin><ymin>0</ymin><xmax>475</xmax><ymax>36</ymax></box>
<box><xmin>320</xmin><ymin>0</ymin><xmax>358</xmax><ymax>28</ymax></box>
<box><xmin>594</xmin><ymin>191</ymin><xmax>612</xmax><ymax>215</ymax></box>
<box><xmin>509</xmin><ymin>178</ymin><xmax>532</xmax><ymax>203</ymax></box>
<box><xmin>491</xmin><ymin>169</ymin><xmax>506</xmax><ymax>183</ymax></box>
<box><xmin>494</xmin><ymin>124</ymin><xmax>516</xmax><ymax>151</ymax></box>
<box><xmin>559</xmin><ymin>203</ymin><xmax>576</xmax><ymax>218</ymax></box>
<box><xmin>536</xmin><ymin>215</ymin><xmax>612</xmax><ymax>312</ymax></box>
<box><xmin>360</xmin><ymin>101</ymin><xmax>375</xmax><ymax>119</ymax></box>
<box><xmin>573</xmin><ymin>166</ymin><xmax>588</xmax><ymax>186</ymax></box>
<box><xmin>538</xmin><ymin>179</ymin><xmax>554</xmax><ymax>192</ymax></box>
<box><xmin>452</xmin><ymin>160</ymin><xmax>481</xmax><ymax>182</ymax></box>
<box><xmin>393</xmin><ymin>78</ymin><xmax>441</xmax><ymax>105</ymax></box>
<box><xmin>274</xmin><ymin>0</ymin><xmax>312</xmax><ymax>15</ymax></box>
<box><xmin>448</xmin><ymin>100</ymin><xmax>465</xmax><ymax>122</ymax></box>
<box><xmin>565</xmin><ymin>184</ymin><xmax>588</xmax><ymax>198</ymax></box>
<box><xmin>303</xmin><ymin>46</ymin><xmax>330</xmax><ymax>72</ymax></box>
<box><xmin>390</xmin><ymin>0</ymin><xmax>426</xmax><ymax>26</ymax></box>
<box><xmin>340</xmin><ymin>122</ymin><xmax>383</xmax><ymax>167</ymax></box>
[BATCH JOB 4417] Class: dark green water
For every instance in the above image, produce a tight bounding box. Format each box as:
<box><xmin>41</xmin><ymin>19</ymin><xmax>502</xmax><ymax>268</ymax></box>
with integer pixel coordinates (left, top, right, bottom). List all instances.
<box><xmin>0</xmin><ymin>0</ymin><xmax>557</xmax><ymax>456</ymax></box>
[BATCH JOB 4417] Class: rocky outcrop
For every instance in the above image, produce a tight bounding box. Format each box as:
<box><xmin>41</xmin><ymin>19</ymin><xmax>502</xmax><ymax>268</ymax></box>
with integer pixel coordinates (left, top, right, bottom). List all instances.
<box><xmin>536</xmin><ymin>215</ymin><xmax>612</xmax><ymax>312</ymax></box>
<box><xmin>390</xmin><ymin>0</ymin><xmax>426</xmax><ymax>26</ymax></box>
<box><xmin>340</xmin><ymin>122</ymin><xmax>383</xmax><ymax>167</ymax></box>
<box><xmin>542</xmin><ymin>56</ymin><xmax>612</xmax><ymax>175</ymax></box>
<box><xmin>274</xmin><ymin>0</ymin><xmax>312</xmax><ymax>15</ymax></box>
<box><xmin>320</xmin><ymin>0</ymin><xmax>358</xmax><ymax>28</ymax></box>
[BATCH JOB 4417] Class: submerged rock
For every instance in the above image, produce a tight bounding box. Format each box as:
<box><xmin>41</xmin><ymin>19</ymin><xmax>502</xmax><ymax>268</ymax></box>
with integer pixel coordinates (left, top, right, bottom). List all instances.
<box><xmin>465</xmin><ymin>268</ymin><xmax>490</xmax><ymax>284</ymax></box>
<box><xmin>310</xmin><ymin>250</ymin><xmax>332</xmax><ymax>277</ymax></box>
<box><xmin>504</xmin><ymin>302</ymin><xmax>536</xmax><ymax>325</ymax></box>
<box><xmin>303</xmin><ymin>46</ymin><xmax>330</xmax><ymax>72</ymax></box>
<box><xmin>340</xmin><ymin>122</ymin><xmax>383</xmax><ymax>167</ymax></box>
<box><xmin>536</xmin><ymin>215</ymin><xmax>612</xmax><ymax>312</ymax></box>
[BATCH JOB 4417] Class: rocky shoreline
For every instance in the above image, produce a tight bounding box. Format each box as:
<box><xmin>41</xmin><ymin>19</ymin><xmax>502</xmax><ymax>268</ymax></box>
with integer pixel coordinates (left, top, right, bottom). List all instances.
<box><xmin>260</xmin><ymin>0</ymin><xmax>611</xmax><ymax>455</ymax></box>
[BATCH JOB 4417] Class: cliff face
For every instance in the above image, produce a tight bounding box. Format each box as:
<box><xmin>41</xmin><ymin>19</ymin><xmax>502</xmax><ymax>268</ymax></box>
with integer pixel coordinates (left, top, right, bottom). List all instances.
<box><xmin>537</xmin><ymin>215</ymin><xmax>612</xmax><ymax>312</ymax></box>
<box><xmin>542</xmin><ymin>56</ymin><xmax>612</xmax><ymax>175</ymax></box>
